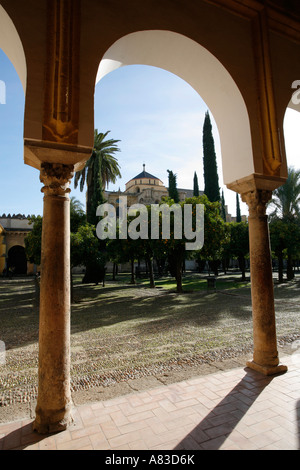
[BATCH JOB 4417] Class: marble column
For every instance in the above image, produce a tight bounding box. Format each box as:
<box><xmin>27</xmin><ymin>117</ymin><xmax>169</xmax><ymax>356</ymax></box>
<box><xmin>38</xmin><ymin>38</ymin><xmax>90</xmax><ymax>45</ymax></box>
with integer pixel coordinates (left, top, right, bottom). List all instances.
<box><xmin>33</xmin><ymin>162</ymin><xmax>74</xmax><ymax>434</ymax></box>
<box><xmin>242</xmin><ymin>189</ymin><xmax>287</xmax><ymax>375</ymax></box>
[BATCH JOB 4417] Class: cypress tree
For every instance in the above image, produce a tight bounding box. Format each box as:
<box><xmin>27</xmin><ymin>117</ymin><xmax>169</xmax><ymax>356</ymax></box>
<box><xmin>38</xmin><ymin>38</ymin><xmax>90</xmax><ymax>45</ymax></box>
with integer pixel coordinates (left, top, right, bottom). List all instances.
<box><xmin>202</xmin><ymin>111</ymin><xmax>220</xmax><ymax>202</ymax></box>
<box><xmin>236</xmin><ymin>192</ymin><xmax>242</xmax><ymax>222</ymax></box>
<box><xmin>221</xmin><ymin>190</ymin><xmax>226</xmax><ymax>221</ymax></box>
<box><xmin>193</xmin><ymin>171</ymin><xmax>200</xmax><ymax>197</ymax></box>
<box><xmin>167</xmin><ymin>170</ymin><xmax>179</xmax><ymax>203</ymax></box>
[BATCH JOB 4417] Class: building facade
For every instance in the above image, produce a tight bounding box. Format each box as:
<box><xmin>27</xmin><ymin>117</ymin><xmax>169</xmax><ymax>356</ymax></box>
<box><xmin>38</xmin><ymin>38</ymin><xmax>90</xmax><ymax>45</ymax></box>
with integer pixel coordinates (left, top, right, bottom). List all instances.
<box><xmin>0</xmin><ymin>214</ymin><xmax>35</xmax><ymax>276</ymax></box>
<box><xmin>105</xmin><ymin>164</ymin><xmax>197</xmax><ymax>208</ymax></box>
<box><xmin>105</xmin><ymin>164</ymin><xmax>244</xmax><ymax>224</ymax></box>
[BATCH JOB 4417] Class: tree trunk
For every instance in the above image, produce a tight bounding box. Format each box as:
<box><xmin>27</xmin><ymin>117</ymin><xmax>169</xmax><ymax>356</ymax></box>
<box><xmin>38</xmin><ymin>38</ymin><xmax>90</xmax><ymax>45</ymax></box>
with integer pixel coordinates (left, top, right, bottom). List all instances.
<box><xmin>238</xmin><ymin>256</ymin><xmax>246</xmax><ymax>281</ymax></box>
<box><xmin>209</xmin><ymin>260</ymin><xmax>219</xmax><ymax>276</ymax></box>
<box><xmin>175</xmin><ymin>260</ymin><xmax>183</xmax><ymax>293</ymax></box>
<box><xmin>168</xmin><ymin>248</ymin><xmax>184</xmax><ymax>293</ymax></box>
<box><xmin>130</xmin><ymin>257</ymin><xmax>136</xmax><ymax>284</ymax></box>
<box><xmin>71</xmin><ymin>270</ymin><xmax>74</xmax><ymax>303</ymax></box>
<box><xmin>222</xmin><ymin>259</ymin><xmax>227</xmax><ymax>274</ymax></box>
<box><xmin>278</xmin><ymin>252</ymin><xmax>284</xmax><ymax>283</ymax></box>
<box><xmin>146</xmin><ymin>254</ymin><xmax>155</xmax><ymax>288</ymax></box>
<box><xmin>287</xmin><ymin>254</ymin><xmax>294</xmax><ymax>281</ymax></box>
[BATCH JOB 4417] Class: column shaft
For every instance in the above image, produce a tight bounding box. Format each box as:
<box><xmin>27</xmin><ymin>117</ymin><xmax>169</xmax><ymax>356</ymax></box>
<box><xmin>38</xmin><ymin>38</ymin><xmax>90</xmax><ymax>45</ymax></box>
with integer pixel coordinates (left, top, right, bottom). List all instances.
<box><xmin>242</xmin><ymin>189</ymin><xmax>287</xmax><ymax>375</ymax></box>
<box><xmin>33</xmin><ymin>163</ymin><xmax>74</xmax><ymax>434</ymax></box>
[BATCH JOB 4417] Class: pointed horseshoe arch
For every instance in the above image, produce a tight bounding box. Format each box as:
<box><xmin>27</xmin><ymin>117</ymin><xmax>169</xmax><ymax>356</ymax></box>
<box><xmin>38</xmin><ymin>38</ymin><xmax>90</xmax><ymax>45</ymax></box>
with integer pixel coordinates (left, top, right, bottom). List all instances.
<box><xmin>96</xmin><ymin>30</ymin><xmax>254</xmax><ymax>187</ymax></box>
<box><xmin>0</xmin><ymin>5</ymin><xmax>26</xmax><ymax>93</ymax></box>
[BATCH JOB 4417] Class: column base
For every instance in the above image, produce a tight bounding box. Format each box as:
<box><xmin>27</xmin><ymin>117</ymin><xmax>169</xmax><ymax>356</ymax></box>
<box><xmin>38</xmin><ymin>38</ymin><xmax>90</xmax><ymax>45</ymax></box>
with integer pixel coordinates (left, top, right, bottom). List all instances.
<box><xmin>246</xmin><ymin>360</ymin><xmax>288</xmax><ymax>376</ymax></box>
<box><xmin>33</xmin><ymin>404</ymin><xmax>73</xmax><ymax>434</ymax></box>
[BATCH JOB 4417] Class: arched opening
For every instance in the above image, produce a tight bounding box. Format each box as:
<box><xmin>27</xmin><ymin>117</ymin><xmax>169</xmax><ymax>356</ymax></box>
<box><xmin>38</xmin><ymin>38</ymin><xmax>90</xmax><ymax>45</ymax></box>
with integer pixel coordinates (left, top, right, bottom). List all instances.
<box><xmin>91</xmin><ymin>29</ymin><xmax>289</xmax><ymax>380</ymax></box>
<box><xmin>96</xmin><ymin>30</ymin><xmax>254</xmax><ymax>188</ymax></box>
<box><xmin>7</xmin><ymin>245</ymin><xmax>27</xmax><ymax>275</ymax></box>
<box><xmin>283</xmin><ymin>107</ymin><xmax>300</xmax><ymax>170</ymax></box>
<box><xmin>0</xmin><ymin>6</ymin><xmax>36</xmax><ymax>216</ymax></box>
<box><xmin>0</xmin><ymin>5</ymin><xmax>26</xmax><ymax>92</ymax></box>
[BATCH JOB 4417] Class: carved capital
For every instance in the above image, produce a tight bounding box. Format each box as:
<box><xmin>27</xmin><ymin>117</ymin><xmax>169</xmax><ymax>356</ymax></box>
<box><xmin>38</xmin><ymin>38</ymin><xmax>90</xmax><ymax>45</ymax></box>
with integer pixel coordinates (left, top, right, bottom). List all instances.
<box><xmin>241</xmin><ymin>189</ymin><xmax>272</xmax><ymax>217</ymax></box>
<box><xmin>40</xmin><ymin>162</ymin><xmax>74</xmax><ymax>196</ymax></box>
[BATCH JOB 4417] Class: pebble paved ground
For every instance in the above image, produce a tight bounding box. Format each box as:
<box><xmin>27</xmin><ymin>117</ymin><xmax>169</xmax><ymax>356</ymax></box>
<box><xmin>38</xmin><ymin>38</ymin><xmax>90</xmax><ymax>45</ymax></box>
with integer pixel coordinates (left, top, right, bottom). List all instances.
<box><xmin>1</xmin><ymin>276</ymin><xmax>299</xmax><ymax>428</ymax></box>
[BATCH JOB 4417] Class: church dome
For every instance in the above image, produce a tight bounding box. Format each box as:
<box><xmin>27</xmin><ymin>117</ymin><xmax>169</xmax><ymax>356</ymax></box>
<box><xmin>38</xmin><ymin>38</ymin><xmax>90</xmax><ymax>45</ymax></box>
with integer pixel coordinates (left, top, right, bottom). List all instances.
<box><xmin>125</xmin><ymin>164</ymin><xmax>165</xmax><ymax>193</ymax></box>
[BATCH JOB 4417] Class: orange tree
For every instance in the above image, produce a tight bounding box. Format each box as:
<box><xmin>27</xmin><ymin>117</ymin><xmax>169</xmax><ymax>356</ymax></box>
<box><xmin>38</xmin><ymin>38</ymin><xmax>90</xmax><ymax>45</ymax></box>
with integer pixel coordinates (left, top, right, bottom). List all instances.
<box><xmin>104</xmin><ymin>195</ymin><xmax>227</xmax><ymax>292</ymax></box>
<box><xmin>228</xmin><ymin>221</ymin><xmax>249</xmax><ymax>280</ymax></box>
<box><xmin>269</xmin><ymin>217</ymin><xmax>300</xmax><ymax>282</ymax></box>
<box><xmin>151</xmin><ymin>195</ymin><xmax>225</xmax><ymax>292</ymax></box>
<box><xmin>106</xmin><ymin>217</ymin><xmax>147</xmax><ymax>285</ymax></box>
<box><xmin>193</xmin><ymin>195</ymin><xmax>229</xmax><ymax>276</ymax></box>
<box><xmin>70</xmin><ymin>223</ymin><xmax>107</xmax><ymax>284</ymax></box>
<box><xmin>155</xmin><ymin>197</ymin><xmax>191</xmax><ymax>293</ymax></box>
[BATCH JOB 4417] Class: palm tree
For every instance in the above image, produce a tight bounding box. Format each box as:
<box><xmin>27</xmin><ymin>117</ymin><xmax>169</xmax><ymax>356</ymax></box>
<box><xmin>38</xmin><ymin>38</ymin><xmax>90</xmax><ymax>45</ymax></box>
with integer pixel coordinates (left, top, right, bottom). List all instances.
<box><xmin>270</xmin><ymin>167</ymin><xmax>300</xmax><ymax>219</ymax></box>
<box><xmin>70</xmin><ymin>196</ymin><xmax>86</xmax><ymax>233</ymax></box>
<box><xmin>269</xmin><ymin>166</ymin><xmax>300</xmax><ymax>280</ymax></box>
<box><xmin>74</xmin><ymin>130</ymin><xmax>121</xmax><ymax>223</ymax></box>
<box><xmin>70</xmin><ymin>196</ymin><xmax>85</xmax><ymax>214</ymax></box>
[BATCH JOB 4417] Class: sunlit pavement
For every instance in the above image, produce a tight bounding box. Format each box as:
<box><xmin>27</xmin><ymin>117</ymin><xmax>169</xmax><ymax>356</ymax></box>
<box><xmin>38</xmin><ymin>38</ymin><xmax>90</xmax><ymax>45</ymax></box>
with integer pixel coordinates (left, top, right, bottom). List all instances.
<box><xmin>0</xmin><ymin>355</ymin><xmax>299</xmax><ymax>450</ymax></box>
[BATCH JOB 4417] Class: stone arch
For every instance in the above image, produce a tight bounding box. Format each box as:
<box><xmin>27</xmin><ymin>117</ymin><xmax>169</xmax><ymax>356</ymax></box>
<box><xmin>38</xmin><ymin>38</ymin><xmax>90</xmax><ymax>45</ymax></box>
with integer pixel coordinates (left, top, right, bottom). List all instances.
<box><xmin>0</xmin><ymin>4</ymin><xmax>26</xmax><ymax>92</ymax></box>
<box><xmin>96</xmin><ymin>30</ymin><xmax>254</xmax><ymax>187</ymax></box>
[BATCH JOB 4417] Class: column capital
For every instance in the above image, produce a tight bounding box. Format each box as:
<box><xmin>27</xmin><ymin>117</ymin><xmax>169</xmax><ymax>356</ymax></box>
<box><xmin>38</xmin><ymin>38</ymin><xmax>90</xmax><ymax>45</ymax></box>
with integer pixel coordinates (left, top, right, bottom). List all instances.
<box><xmin>241</xmin><ymin>189</ymin><xmax>272</xmax><ymax>217</ymax></box>
<box><xmin>40</xmin><ymin>162</ymin><xmax>74</xmax><ymax>196</ymax></box>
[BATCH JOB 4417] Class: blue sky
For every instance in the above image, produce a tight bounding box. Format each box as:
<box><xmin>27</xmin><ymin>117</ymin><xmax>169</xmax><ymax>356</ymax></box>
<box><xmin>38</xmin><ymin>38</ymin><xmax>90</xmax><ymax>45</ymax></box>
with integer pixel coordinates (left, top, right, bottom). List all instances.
<box><xmin>0</xmin><ymin>49</ymin><xmax>299</xmax><ymax>218</ymax></box>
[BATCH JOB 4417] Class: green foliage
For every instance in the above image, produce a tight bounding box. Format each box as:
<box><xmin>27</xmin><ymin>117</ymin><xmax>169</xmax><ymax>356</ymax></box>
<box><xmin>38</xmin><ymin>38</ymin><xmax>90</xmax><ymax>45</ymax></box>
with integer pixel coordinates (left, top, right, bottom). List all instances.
<box><xmin>221</xmin><ymin>190</ymin><xmax>226</xmax><ymax>221</ymax></box>
<box><xmin>71</xmin><ymin>223</ymin><xmax>104</xmax><ymax>268</ymax></box>
<box><xmin>196</xmin><ymin>194</ymin><xmax>228</xmax><ymax>261</ymax></box>
<box><xmin>269</xmin><ymin>217</ymin><xmax>300</xmax><ymax>281</ymax></box>
<box><xmin>74</xmin><ymin>130</ymin><xmax>121</xmax><ymax>224</ymax></box>
<box><xmin>269</xmin><ymin>218</ymin><xmax>287</xmax><ymax>257</ymax></box>
<box><xmin>70</xmin><ymin>197</ymin><xmax>86</xmax><ymax>232</ymax></box>
<box><xmin>71</xmin><ymin>223</ymin><xmax>107</xmax><ymax>284</ymax></box>
<box><xmin>105</xmin><ymin>196</ymin><xmax>209</xmax><ymax>292</ymax></box>
<box><xmin>236</xmin><ymin>193</ymin><xmax>241</xmax><ymax>222</ymax></box>
<box><xmin>94</xmin><ymin>130</ymin><xmax>121</xmax><ymax>189</ymax></box>
<box><xmin>193</xmin><ymin>171</ymin><xmax>199</xmax><ymax>197</ymax></box>
<box><xmin>270</xmin><ymin>167</ymin><xmax>300</xmax><ymax>219</ymax></box>
<box><xmin>167</xmin><ymin>169</ymin><xmax>179</xmax><ymax>203</ymax></box>
<box><xmin>191</xmin><ymin>194</ymin><xmax>229</xmax><ymax>275</ymax></box>
<box><xmin>228</xmin><ymin>221</ymin><xmax>249</xmax><ymax>280</ymax></box>
<box><xmin>202</xmin><ymin>111</ymin><xmax>220</xmax><ymax>203</ymax></box>
<box><xmin>87</xmin><ymin>152</ymin><xmax>105</xmax><ymax>225</ymax></box>
<box><xmin>24</xmin><ymin>216</ymin><xmax>43</xmax><ymax>265</ymax></box>
<box><xmin>268</xmin><ymin>167</ymin><xmax>300</xmax><ymax>280</ymax></box>
<box><xmin>229</xmin><ymin>222</ymin><xmax>249</xmax><ymax>258</ymax></box>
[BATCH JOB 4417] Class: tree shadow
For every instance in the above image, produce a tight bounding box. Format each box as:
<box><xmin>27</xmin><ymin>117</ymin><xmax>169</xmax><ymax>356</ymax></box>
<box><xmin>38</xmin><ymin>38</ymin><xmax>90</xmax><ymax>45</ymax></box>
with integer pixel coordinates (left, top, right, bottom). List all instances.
<box><xmin>0</xmin><ymin>276</ymin><xmax>254</xmax><ymax>350</ymax></box>
<box><xmin>71</xmin><ymin>286</ymin><xmax>252</xmax><ymax>334</ymax></box>
<box><xmin>174</xmin><ymin>368</ymin><xmax>275</xmax><ymax>450</ymax></box>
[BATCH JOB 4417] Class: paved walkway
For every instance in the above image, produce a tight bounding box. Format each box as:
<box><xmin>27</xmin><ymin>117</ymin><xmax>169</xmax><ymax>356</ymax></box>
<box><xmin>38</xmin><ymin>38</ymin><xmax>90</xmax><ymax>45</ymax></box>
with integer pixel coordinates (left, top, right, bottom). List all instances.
<box><xmin>0</xmin><ymin>355</ymin><xmax>299</xmax><ymax>450</ymax></box>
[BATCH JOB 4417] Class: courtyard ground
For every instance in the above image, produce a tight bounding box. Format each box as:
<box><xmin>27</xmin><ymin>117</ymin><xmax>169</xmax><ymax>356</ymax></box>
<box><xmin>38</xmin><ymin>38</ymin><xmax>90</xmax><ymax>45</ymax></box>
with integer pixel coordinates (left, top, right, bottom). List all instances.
<box><xmin>0</xmin><ymin>272</ymin><xmax>299</xmax><ymax>424</ymax></box>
